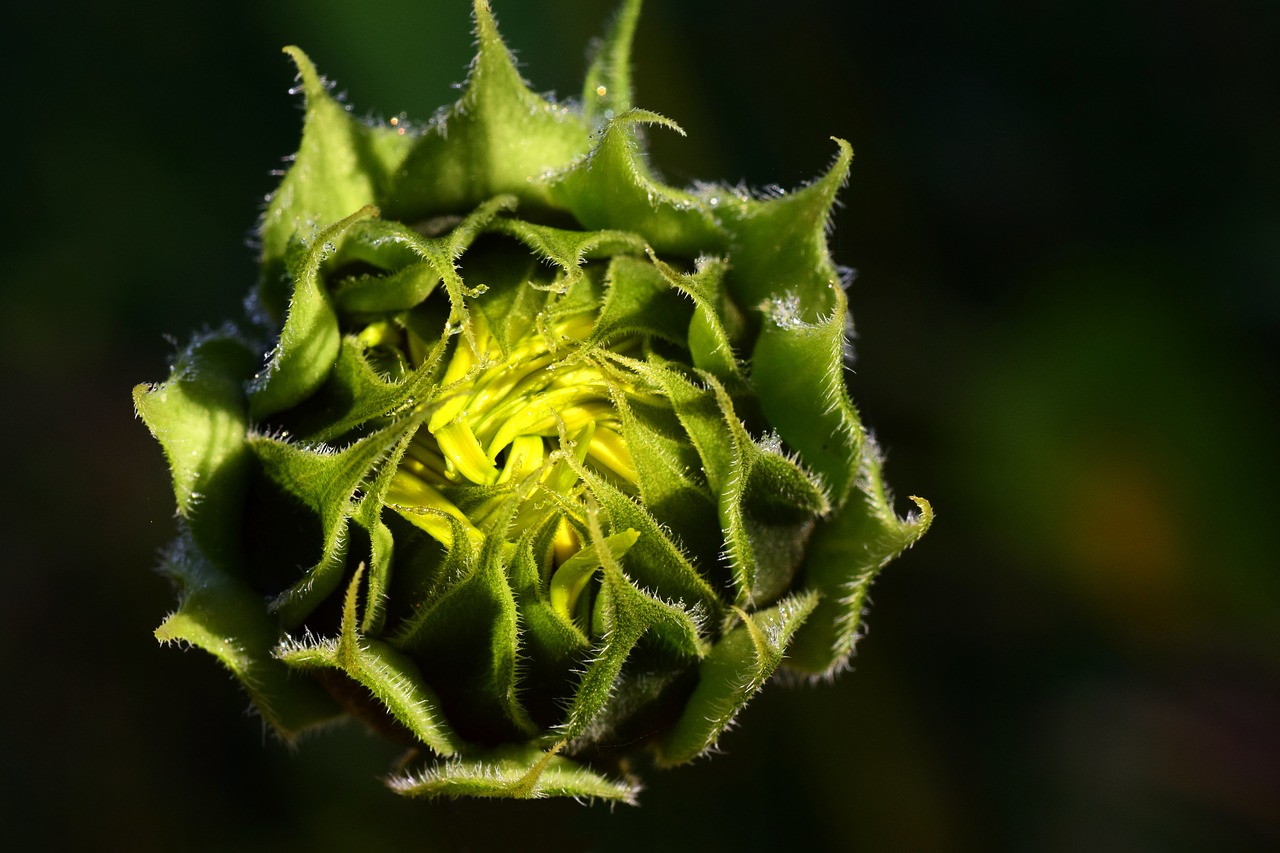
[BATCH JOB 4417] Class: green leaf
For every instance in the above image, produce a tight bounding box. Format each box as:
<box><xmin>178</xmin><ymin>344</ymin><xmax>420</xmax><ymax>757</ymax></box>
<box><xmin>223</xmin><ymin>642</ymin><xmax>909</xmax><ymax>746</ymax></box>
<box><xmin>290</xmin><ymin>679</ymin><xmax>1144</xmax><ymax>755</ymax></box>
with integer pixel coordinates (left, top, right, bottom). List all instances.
<box><xmin>275</xmin><ymin>565</ymin><xmax>465</xmax><ymax>756</ymax></box>
<box><xmin>720</xmin><ymin>140</ymin><xmax>864</xmax><ymax>499</ymax></box>
<box><xmin>352</xmin><ymin>428</ymin><xmax>419</xmax><ymax>635</ymax></box>
<box><xmin>250</xmin><ymin>206</ymin><xmax>378</xmax><ymax>421</ymax></box>
<box><xmin>647</xmin><ymin>252</ymin><xmax>742</xmax><ymax>382</ymax></box>
<box><xmin>387</xmin><ymin>744</ymin><xmax>639</xmax><ymax>802</ymax></box>
<box><xmin>392</xmin><ymin>499</ymin><xmax>537</xmax><ymax>738</ymax></box>
<box><xmin>582</xmin><ymin>0</ymin><xmax>642</xmax><ymax>129</ymax></box>
<box><xmin>259</xmin><ymin>47</ymin><xmax>415</xmax><ymax>319</ymax></box>
<box><xmin>286</xmin><ymin>337</ymin><xmax>412</xmax><ymax>443</ymax></box>
<box><xmin>376</xmin><ymin>194</ymin><xmax>519</xmax><ymax>357</ymax></box>
<box><xmin>155</xmin><ymin>535</ymin><xmax>341</xmax><ymax>738</ymax></box>
<box><xmin>496</xmin><ymin>218</ymin><xmax>648</xmax><ymax>298</ymax></box>
<box><xmin>134</xmin><ymin>332</ymin><xmax>256</xmax><ymax>569</ymax></box>
<box><xmin>550</xmin><ymin>110</ymin><xmax>726</xmax><ymax>255</ymax></box>
<box><xmin>642</xmin><ymin>363</ymin><xmax>827</xmax><ymax>605</ymax></box>
<box><xmin>334</xmin><ymin>262</ymin><xmax>441</xmax><ymax>314</ymax></box>
<box><xmin>610</xmin><ymin>386</ymin><xmax>724</xmax><ymax>579</ymax></box>
<box><xmin>382</xmin><ymin>0</ymin><xmax>590</xmax><ymax>220</ymax></box>
<box><xmin>587</xmin><ymin>254</ymin><xmax>693</xmax><ymax>348</ymax></box>
<box><xmin>785</xmin><ymin>443</ymin><xmax>933</xmax><ymax>677</ymax></box>
<box><xmin>250</xmin><ymin>414</ymin><xmax>419</xmax><ymax>626</ymax></box>
<box><xmin>655</xmin><ymin>591</ymin><xmax>818</xmax><ymax>766</ymax></box>
<box><xmin>548</xmin><ymin>529</ymin><xmax>639</xmax><ymax>630</ymax></box>
<box><xmin>553</xmin><ymin>505</ymin><xmax>705</xmax><ymax>747</ymax></box>
<box><xmin>507</xmin><ymin>525</ymin><xmax>592</xmax><ymax>675</ymax></box>
<box><xmin>568</xmin><ymin>444</ymin><xmax>723</xmax><ymax>616</ymax></box>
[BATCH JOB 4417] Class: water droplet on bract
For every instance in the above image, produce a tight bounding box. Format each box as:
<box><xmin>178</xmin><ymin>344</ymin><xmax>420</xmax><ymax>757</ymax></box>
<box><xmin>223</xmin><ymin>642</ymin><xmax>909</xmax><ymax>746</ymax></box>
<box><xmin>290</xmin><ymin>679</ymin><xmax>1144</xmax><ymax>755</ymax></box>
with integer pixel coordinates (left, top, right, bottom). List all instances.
<box><xmin>764</xmin><ymin>292</ymin><xmax>806</xmax><ymax>330</ymax></box>
<box><xmin>708</xmin><ymin>196</ymin><xmax>720</xmax><ymax>207</ymax></box>
<box><xmin>759</xmin><ymin>430</ymin><xmax>783</xmax><ymax>454</ymax></box>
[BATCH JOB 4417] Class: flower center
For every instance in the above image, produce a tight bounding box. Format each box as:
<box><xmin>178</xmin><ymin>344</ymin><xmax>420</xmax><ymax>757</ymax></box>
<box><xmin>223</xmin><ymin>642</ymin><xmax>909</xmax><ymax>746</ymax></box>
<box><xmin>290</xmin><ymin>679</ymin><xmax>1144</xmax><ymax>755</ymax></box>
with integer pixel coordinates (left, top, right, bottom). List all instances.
<box><xmin>385</xmin><ymin>310</ymin><xmax>639</xmax><ymax>552</ymax></box>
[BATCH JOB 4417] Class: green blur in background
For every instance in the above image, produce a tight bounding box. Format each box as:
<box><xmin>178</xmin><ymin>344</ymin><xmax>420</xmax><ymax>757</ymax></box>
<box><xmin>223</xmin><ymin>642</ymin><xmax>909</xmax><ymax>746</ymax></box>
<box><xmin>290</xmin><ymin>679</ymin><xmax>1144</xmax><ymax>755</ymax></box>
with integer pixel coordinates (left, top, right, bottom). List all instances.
<box><xmin>3</xmin><ymin>0</ymin><xmax>1277</xmax><ymax>849</ymax></box>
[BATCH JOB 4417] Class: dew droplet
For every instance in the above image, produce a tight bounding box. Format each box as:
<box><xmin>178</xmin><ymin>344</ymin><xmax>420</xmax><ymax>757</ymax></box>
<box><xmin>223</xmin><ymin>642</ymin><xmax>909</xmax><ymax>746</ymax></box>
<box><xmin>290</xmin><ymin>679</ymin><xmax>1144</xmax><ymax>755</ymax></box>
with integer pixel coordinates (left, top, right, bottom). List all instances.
<box><xmin>759</xmin><ymin>430</ymin><xmax>783</xmax><ymax>454</ymax></box>
<box><xmin>764</xmin><ymin>292</ymin><xmax>807</xmax><ymax>330</ymax></box>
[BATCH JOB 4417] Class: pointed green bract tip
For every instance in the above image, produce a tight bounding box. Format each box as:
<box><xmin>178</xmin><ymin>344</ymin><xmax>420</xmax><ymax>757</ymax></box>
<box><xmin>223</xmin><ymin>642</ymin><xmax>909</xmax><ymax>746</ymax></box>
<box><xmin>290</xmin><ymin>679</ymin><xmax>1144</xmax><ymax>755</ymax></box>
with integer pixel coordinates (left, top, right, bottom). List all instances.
<box><xmin>136</xmin><ymin>0</ymin><xmax>927</xmax><ymax>804</ymax></box>
<box><xmin>583</xmin><ymin>0</ymin><xmax>643</xmax><ymax>126</ymax></box>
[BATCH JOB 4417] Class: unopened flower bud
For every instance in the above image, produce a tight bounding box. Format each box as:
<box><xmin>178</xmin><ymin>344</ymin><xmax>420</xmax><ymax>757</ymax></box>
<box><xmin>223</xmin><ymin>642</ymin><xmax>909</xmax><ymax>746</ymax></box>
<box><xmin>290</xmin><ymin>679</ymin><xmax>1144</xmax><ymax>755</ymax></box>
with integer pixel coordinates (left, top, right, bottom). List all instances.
<box><xmin>135</xmin><ymin>0</ymin><xmax>930</xmax><ymax>802</ymax></box>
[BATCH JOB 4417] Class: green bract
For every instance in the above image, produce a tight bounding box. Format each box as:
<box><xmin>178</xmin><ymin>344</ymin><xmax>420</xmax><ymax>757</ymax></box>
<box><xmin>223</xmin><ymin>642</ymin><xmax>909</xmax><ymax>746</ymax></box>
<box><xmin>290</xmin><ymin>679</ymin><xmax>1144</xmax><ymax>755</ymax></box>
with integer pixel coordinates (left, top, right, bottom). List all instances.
<box><xmin>136</xmin><ymin>0</ymin><xmax>931</xmax><ymax>803</ymax></box>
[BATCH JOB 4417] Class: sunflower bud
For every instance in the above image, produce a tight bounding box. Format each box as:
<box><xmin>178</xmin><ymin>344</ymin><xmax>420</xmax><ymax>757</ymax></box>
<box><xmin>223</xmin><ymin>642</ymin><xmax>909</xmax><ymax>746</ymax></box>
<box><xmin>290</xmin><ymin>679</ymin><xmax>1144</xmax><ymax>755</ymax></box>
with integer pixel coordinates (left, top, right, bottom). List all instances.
<box><xmin>135</xmin><ymin>0</ymin><xmax>930</xmax><ymax>802</ymax></box>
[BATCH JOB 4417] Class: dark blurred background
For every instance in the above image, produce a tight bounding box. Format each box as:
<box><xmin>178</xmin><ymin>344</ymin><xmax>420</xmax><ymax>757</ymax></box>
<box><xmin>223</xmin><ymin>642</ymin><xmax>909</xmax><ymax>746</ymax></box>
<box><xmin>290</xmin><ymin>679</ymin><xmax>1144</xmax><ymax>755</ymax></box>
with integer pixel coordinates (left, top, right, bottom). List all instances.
<box><xmin>4</xmin><ymin>1</ymin><xmax>1277</xmax><ymax>850</ymax></box>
